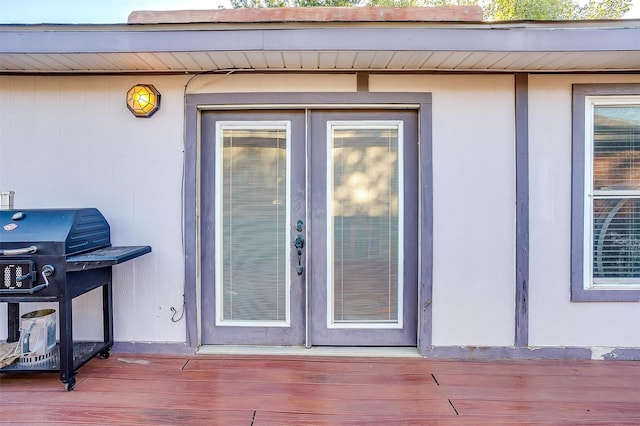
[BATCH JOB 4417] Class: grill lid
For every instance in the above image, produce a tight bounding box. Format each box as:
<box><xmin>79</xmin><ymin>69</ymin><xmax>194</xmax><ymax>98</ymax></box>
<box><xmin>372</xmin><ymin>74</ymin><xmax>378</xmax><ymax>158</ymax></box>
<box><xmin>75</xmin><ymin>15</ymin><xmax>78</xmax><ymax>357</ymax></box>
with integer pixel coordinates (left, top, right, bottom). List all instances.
<box><xmin>0</xmin><ymin>208</ymin><xmax>110</xmax><ymax>255</ymax></box>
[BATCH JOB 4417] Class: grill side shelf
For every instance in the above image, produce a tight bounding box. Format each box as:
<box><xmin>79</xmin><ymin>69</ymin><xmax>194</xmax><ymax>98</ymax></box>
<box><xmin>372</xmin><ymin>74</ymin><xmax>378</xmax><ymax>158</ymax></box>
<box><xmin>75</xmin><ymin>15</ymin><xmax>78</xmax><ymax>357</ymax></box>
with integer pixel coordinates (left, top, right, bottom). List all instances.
<box><xmin>66</xmin><ymin>246</ymin><xmax>151</xmax><ymax>271</ymax></box>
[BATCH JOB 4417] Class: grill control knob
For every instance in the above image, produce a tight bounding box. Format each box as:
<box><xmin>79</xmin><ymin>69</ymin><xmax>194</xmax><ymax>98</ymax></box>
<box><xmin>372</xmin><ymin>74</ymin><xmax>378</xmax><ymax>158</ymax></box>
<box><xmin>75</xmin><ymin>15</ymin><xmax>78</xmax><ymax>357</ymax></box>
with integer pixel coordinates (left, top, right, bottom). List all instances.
<box><xmin>42</xmin><ymin>265</ymin><xmax>55</xmax><ymax>277</ymax></box>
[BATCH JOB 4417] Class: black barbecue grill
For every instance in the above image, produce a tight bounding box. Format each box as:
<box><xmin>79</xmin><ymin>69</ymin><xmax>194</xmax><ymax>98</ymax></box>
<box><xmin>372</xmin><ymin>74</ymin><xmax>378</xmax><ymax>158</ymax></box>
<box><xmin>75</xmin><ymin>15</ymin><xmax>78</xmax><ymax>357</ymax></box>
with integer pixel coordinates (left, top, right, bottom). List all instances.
<box><xmin>0</xmin><ymin>208</ymin><xmax>151</xmax><ymax>390</ymax></box>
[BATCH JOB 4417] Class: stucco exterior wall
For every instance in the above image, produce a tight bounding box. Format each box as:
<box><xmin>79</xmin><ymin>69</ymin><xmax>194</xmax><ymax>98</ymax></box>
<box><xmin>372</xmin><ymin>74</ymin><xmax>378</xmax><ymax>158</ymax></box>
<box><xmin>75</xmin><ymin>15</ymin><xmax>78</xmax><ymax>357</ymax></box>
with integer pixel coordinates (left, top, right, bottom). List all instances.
<box><xmin>0</xmin><ymin>73</ymin><xmax>367</xmax><ymax>346</ymax></box>
<box><xmin>371</xmin><ymin>75</ymin><xmax>517</xmax><ymax>347</ymax></box>
<box><xmin>529</xmin><ymin>74</ymin><xmax>640</xmax><ymax>350</ymax></box>
<box><xmin>187</xmin><ymin>73</ymin><xmax>356</xmax><ymax>94</ymax></box>
<box><xmin>5</xmin><ymin>71</ymin><xmax>639</xmax><ymax>353</ymax></box>
<box><xmin>0</xmin><ymin>75</ymin><xmax>188</xmax><ymax>344</ymax></box>
<box><xmin>189</xmin><ymin>73</ymin><xmax>517</xmax><ymax>348</ymax></box>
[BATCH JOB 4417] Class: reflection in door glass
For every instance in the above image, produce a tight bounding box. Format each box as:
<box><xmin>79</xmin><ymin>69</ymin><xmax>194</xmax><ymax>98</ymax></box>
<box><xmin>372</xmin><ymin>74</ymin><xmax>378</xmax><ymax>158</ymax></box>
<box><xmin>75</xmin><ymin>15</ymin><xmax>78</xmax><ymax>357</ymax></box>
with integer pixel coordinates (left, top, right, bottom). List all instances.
<box><xmin>329</xmin><ymin>124</ymin><xmax>402</xmax><ymax>326</ymax></box>
<box><xmin>217</xmin><ymin>124</ymin><xmax>289</xmax><ymax>324</ymax></box>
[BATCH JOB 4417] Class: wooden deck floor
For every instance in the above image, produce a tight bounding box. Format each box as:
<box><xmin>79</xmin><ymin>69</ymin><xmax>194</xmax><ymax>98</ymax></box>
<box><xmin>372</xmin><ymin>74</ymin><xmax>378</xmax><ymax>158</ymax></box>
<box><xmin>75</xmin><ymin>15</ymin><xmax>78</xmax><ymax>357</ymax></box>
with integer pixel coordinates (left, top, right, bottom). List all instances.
<box><xmin>1</xmin><ymin>352</ymin><xmax>640</xmax><ymax>424</ymax></box>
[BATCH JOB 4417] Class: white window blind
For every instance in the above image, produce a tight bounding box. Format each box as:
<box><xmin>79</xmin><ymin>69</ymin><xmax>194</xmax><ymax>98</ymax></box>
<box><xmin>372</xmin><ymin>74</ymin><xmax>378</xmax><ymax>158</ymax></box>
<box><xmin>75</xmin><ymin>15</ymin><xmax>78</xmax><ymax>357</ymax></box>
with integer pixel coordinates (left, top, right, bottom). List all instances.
<box><xmin>328</xmin><ymin>123</ymin><xmax>403</xmax><ymax>327</ymax></box>
<box><xmin>216</xmin><ymin>124</ymin><xmax>290</xmax><ymax>324</ymax></box>
<box><xmin>588</xmin><ymin>101</ymin><xmax>640</xmax><ymax>287</ymax></box>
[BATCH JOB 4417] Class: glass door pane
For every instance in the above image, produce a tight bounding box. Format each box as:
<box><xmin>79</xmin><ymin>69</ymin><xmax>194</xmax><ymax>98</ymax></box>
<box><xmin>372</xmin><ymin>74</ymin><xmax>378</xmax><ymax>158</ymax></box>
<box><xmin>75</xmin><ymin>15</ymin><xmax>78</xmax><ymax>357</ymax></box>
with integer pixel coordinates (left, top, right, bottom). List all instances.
<box><xmin>328</xmin><ymin>122</ymin><xmax>403</xmax><ymax>328</ymax></box>
<box><xmin>216</xmin><ymin>123</ymin><xmax>290</xmax><ymax>325</ymax></box>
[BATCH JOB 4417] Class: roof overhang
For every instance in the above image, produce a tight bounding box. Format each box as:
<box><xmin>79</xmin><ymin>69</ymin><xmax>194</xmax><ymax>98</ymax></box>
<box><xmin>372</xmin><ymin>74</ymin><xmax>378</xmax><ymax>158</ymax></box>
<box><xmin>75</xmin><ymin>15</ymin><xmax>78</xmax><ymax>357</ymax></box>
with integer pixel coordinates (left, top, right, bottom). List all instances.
<box><xmin>2</xmin><ymin>13</ymin><xmax>640</xmax><ymax>74</ymax></box>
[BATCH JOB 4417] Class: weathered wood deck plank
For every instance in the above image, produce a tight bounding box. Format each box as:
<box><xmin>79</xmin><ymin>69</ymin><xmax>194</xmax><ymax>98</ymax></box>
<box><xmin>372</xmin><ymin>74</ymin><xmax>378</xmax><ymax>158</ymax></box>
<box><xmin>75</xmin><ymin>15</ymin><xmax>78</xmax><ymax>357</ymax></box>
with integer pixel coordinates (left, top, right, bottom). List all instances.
<box><xmin>2</xmin><ymin>353</ymin><xmax>640</xmax><ymax>424</ymax></box>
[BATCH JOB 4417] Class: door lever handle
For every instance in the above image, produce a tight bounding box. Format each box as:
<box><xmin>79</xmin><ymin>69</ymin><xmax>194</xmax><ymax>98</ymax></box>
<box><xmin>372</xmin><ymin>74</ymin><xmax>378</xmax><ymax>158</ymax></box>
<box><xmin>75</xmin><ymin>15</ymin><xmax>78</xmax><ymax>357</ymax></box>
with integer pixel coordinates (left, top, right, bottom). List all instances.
<box><xmin>294</xmin><ymin>234</ymin><xmax>304</xmax><ymax>275</ymax></box>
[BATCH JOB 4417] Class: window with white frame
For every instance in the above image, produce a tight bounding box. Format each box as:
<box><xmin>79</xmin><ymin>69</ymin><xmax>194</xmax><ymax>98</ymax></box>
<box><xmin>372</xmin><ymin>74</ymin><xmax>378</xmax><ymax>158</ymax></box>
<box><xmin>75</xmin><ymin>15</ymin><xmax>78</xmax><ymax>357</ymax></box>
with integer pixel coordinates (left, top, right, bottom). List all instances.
<box><xmin>572</xmin><ymin>85</ymin><xmax>640</xmax><ymax>301</ymax></box>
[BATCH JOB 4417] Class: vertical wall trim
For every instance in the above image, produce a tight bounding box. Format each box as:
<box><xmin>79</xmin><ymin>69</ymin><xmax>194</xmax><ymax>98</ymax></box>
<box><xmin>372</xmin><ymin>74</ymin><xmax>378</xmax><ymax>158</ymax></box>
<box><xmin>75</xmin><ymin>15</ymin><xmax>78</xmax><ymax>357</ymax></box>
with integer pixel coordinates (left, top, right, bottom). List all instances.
<box><xmin>357</xmin><ymin>73</ymin><xmax>369</xmax><ymax>92</ymax></box>
<box><xmin>184</xmin><ymin>97</ymin><xmax>198</xmax><ymax>349</ymax></box>
<box><xmin>418</xmin><ymin>100</ymin><xmax>434</xmax><ymax>354</ymax></box>
<box><xmin>515</xmin><ymin>73</ymin><xmax>529</xmax><ymax>347</ymax></box>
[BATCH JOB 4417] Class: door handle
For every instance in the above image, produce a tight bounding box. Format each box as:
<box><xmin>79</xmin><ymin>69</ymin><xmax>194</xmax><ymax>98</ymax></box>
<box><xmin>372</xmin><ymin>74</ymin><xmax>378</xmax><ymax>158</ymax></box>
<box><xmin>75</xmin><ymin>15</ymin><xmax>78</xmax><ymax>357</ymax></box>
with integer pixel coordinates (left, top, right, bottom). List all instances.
<box><xmin>294</xmin><ymin>234</ymin><xmax>304</xmax><ymax>275</ymax></box>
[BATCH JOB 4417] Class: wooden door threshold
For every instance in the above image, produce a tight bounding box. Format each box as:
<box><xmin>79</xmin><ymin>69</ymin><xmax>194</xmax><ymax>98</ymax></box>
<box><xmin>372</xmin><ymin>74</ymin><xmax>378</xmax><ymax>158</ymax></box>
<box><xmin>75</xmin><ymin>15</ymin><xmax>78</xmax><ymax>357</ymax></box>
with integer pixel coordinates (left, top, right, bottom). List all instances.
<box><xmin>197</xmin><ymin>345</ymin><xmax>421</xmax><ymax>358</ymax></box>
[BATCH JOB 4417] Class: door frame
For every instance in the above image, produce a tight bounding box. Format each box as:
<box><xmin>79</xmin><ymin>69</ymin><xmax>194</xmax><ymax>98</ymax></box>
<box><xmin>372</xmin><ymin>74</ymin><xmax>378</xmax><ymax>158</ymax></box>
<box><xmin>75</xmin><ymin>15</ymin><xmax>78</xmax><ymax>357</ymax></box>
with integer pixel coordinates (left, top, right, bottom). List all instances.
<box><xmin>184</xmin><ymin>92</ymin><xmax>433</xmax><ymax>354</ymax></box>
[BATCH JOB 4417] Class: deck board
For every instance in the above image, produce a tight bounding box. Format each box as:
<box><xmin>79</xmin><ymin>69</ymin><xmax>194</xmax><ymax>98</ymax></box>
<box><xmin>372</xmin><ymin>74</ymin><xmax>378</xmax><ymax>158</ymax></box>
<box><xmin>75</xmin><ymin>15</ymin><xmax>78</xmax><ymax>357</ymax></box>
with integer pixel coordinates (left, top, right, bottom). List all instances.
<box><xmin>1</xmin><ymin>353</ymin><xmax>640</xmax><ymax>424</ymax></box>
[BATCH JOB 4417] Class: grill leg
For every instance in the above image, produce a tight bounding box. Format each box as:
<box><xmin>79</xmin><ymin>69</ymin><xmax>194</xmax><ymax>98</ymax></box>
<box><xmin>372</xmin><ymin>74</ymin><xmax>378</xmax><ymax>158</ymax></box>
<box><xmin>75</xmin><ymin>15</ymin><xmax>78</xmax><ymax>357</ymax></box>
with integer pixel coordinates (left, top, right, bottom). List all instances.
<box><xmin>58</xmin><ymin>295</ymin><xmax>76</xmax><ymax>390</ymax></box>
<box><xmin>102</xmin><ymin>273</ymin><xmax>114</xmax><ymax>353</ymax></box>
<box><xmin>7</xmin><ymin>303</ymin><xmax>19</xmax><ymax>343</ymax></box>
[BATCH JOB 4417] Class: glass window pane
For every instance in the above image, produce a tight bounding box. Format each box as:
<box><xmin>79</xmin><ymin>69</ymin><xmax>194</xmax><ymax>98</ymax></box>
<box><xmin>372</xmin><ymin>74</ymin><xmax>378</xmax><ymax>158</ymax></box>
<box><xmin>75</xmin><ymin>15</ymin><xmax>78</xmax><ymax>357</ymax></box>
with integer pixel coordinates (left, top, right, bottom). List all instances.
<box><xmin>220</xmin><ymin>126</ymin><xmax>288</xmax><ymax>322</ymax></box>
<box><xmin>593</xmin><ymin>198</ymin><xmax>640</xmax><ymax>280</ymax></box>
<box><xmin>593</xmin><ymin>105</ymin><xmax>640</xmax><ymax>190</ymax></box>
<box><xmin>330</xmin><ymin>125</ymin><xmax>401</xmax><ymax>324</ymax></box>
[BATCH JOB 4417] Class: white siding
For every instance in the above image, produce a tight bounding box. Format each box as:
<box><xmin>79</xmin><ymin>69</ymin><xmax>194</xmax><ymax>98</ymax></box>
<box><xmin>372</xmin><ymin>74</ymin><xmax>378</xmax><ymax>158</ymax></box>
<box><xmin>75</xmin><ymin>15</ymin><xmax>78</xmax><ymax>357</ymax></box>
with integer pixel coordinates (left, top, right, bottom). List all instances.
<box><xmin>529</xmin><ymin>74</ymin><xmax>640</xmax><ymax>349</ymax></box>
<box><xmin>371</xmin><ymin>75</ymin><xmax>517</xmax><ymax>347</ymax></box>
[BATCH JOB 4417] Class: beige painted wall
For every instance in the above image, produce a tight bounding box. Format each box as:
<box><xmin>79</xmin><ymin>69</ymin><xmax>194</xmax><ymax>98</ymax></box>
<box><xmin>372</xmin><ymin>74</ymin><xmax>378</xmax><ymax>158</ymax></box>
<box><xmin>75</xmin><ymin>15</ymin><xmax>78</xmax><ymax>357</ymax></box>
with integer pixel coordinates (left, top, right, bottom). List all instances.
<box><xmin>191</xmin><ymin>73</ymin><xmax>518</xmax><ymax>347</ymax></box>
<box><xmin>5</xmin><ymin>71</ymin><xmax>639</xmax><ymax>352</ymax></box>
<box><xmin>187</xmin><ymin>73</ymin><xmax>356</xmax><ymax>94</ymax></box>
<box><xmin>529</xmin><ymin>74</ymin><xmax>640</xmax><ymax>352</ymax></box>
<box><xmin>0</xmin><ymin>75</ymin><xmax>188</xmax><ymax>343</ymax></box>
<box><xmin>0</xmin><ymin>73</ymin><xmax>361</xmax><ymax>345</ymax></box>
<box><xmin>372</xmin><ymin>74</ymin><xmax>517</xmax><ymax>347</ymax></box>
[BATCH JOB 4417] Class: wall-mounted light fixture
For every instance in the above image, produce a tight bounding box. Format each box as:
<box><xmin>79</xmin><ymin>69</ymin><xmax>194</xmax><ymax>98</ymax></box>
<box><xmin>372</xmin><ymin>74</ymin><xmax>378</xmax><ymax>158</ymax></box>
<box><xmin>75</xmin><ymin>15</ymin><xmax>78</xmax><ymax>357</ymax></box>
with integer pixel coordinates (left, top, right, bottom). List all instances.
<box><xmin>126</xmin><ymin>84</ymin><xmax>161</xmax><ymax>117</ymax></box>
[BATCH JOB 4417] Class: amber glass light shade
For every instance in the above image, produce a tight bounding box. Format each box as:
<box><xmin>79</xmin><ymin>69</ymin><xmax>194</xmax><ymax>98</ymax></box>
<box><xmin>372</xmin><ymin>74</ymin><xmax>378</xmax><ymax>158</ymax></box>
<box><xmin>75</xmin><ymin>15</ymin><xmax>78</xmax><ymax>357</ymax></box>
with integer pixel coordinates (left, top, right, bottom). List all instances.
<box><xmin>126</xmin><ymin>84</ymin><xmax>161</xmax><ymax>117</ymax></box>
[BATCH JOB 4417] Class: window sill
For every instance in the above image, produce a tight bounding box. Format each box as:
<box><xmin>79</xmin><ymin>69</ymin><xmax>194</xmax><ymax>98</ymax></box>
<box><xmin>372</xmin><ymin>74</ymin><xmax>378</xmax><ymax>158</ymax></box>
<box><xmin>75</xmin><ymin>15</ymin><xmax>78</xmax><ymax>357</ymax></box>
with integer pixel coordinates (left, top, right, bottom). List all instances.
<box><xmin>571</xmin><ymin>286</ymin><xmax>640</xmax><ymax>302</ymax></box>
